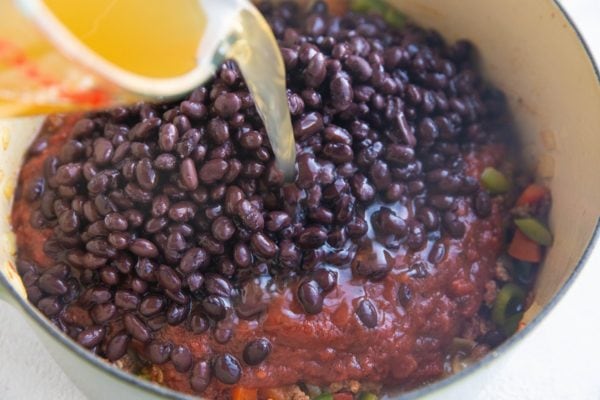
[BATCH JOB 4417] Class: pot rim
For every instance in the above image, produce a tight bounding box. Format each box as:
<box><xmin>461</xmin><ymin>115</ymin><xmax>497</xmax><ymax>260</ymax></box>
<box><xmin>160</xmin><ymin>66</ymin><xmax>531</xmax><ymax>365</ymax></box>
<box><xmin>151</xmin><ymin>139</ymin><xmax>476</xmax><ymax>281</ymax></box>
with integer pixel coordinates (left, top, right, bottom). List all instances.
<box><xmin>1</xmin><ymin>1</ymin><xmax>599</xmax><ymax>399</ymax></box>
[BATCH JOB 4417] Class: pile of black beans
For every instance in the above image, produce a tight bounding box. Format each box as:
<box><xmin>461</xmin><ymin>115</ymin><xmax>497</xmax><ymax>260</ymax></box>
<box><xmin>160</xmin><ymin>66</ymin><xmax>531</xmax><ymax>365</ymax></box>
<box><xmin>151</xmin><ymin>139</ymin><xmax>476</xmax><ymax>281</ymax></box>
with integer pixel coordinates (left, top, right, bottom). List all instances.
<box><xmin>16</xmin><ymin>0</ymin><xmax>507</xmax><ymax>391</ymax></box>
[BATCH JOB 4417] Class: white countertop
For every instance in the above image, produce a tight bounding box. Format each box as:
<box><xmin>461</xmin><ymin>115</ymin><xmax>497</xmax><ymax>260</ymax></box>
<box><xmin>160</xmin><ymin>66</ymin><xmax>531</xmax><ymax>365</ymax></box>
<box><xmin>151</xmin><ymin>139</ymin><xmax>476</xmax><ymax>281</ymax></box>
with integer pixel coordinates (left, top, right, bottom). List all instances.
<box><xmin>1</xmin><ymin>1</ymin><xmax>599</xmax><ymax>399</ymax></box>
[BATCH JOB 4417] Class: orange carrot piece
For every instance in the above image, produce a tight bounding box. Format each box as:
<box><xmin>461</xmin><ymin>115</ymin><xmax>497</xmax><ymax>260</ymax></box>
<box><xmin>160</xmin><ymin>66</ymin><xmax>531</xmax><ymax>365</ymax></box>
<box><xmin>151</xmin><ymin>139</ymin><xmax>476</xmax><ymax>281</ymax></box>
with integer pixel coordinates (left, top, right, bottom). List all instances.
<box><xmin>516</xmin><ymin>184</ymin><xmax>549</xmax><ymax>207</ymax></box>
<box><xmin>508</xmin><ymin>230</ymin><xmax>542</xmax><ymax>263</ymax></box>
<box><xmin>232</xmin><ymin>387</ymin><xmax>258</xmax><ymax>400</ymax></box>
<box><xmin>323</xmin><ymin>0</ymin><xmax>349</xmax><ymax>16</ymax></box>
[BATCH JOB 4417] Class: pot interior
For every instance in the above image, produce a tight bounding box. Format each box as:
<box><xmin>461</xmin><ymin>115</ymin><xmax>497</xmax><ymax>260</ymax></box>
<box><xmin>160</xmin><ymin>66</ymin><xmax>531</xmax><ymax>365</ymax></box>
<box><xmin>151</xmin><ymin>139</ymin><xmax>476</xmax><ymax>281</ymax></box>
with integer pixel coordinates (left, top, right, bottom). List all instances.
<box><xmin>0</xmin><ymin>0</ymin><xmax>599</xmax><ymax>397</ymax></box>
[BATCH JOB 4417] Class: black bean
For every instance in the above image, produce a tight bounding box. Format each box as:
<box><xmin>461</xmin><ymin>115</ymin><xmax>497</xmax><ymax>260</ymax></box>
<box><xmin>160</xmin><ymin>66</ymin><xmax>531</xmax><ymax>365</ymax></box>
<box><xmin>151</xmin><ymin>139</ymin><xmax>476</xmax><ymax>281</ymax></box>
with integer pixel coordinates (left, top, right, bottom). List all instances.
<box><xmin>386</xmin><ymin>144</ymin><xmax>415</xmax><ymax>165</ymax></box>
<box><xmin>215</xmin><ymin>93</ymin><xmax>241</xmax><ymax>118</ymax></box>
<box><xmin>185</xmin><ymin>309</ymin><xmax>209</xmax><ymax>333</ymax></box>
<box><xmin>429</xmin><ymin>240</ymin><xmax>447</xmax><ymax>264</ymax></box>
<box><xmin>123</xmin><ymin>313</ymin><xmax>151</xmax><ymax>342</ymax></box>
<box><xmin>346</xmin><ymin>55</ymin><xmax>373</xmax><ymax>81</ymax></box>
<box><xmin>205</xmin><ymin>275</ymin><xmax>232</xmax><ymax>298</ymax></box>
<box><xmin>198</xmin><ymin>159</ymin><xmax>228</xmax><ymax>184</ymax></box>
<box><xmin>104</xmin><ymin>213</ymin><xmax>127</xmax><ymax>231</ymax></box>
<box><xmin>99</xmin><ymin>266</ymin><xmax>120</xmax><ymax>286</ymax></box>
<box><xmin>38</xmin><ymin>296</ymin><xmax>62</xmax><ymax>316</ymax></box>
<box><xmin>129</xmin><ymin>239</ymin><xmax>158</xmax><ymax>258</ymax></box>
<box><xmin>166</xmin><ymin>302</ymin><xmax>189</xmax><ymax>324</ymax></box>
<box><xmin>181</xmin><ymin>101</ymin><xmax>208</xmax><ymax>120</ymax></box>
<box><xmin>154</xmin><ymin>153</ymin><xmax>177</xmax><ymax>171</ymax></box>
<box><xmin>213</xmin><ymin>353</ymin><xmax>241</xmax><ymax>385</ymax></box>
<box><xmin>305</xmin><ymin>52</ymin><xmax>327</xmax><ymax>87</ymax></box>
<box><xmin>115</xmin><ymin>290</ymin><xmax>140</xmax><ymax>310</ymax></box>
<box><xmin>55</xmin><ymin>163</ymin><xmax>82</xmax><ymax>185</ymax></box>
<box><xmin>250</xmin><ymin>232</ymin><xmax>278</xmax><ymax>258</ymax></box>
<box><xmin>202</xmin><ymin>295</ymin><xmax>228</xmax><ymax>320</ymax></box>
<box><xmin>354</xmin><ymin>300</ymin><xmax>378</xmax><ymax>332</ymax></box>
<box><xmin>38</xmin><ymin>273</ymin><xmax>68</xmax><ymax>295</ymax></box>
<box><xmin>294</xmin><ymin>112</ymin><xmax>324</xmax><ymax>141</ymax></box>
<box><xmin>180</xmin><ymin>247</ymin><xmax>209</xmax><ymax>274</ymax></box>
<box><xmin>135</xmin><ymin>258</ymin><xmax>157</xmax><ymax>281</ymax></box>
<box><xmin>207</xmin><ymin>118</ymin><xmax>230</xmax><ymax>144</ymax></box>
<box><xmin>298</xmin><ymin>226</ymin><xmax>327</xmax><ymax>249</ymax></box>
<box><xmin>314</xmin><ymin>269</ymin><xmax>337</xmax><ymax>292</ymax></box>
<box><xmin>139</xmin><ymin>295</ymin><xmax>165</xmax><ymax>317</ymax></box>
<box><xmin>297</xmin><ymin>280</ymin><xmax>323</xmax><ymax>315</ymax></box>
<box><xmin>474</xmin><ymin>190</ymin><xmax>492</xmax><ymax>218</ymax></box>
<box><xmin>157</xmin><ymin>265</ymin><xmax>182</xmax><ymax>292</ymax></box>
<box><xmin>166</xmin><ymin>231</ymin><xmax>186</xmax><ymax>252</ymax></box>
<box><xmin>442</xmin><ymin>211</ymin><xmax>466</xmax><ymax>238</ymax></box>
<box><xmin>106</xmin><ymin>333</ymin><xmax>130</xmax><ymax>361</ymax></box>
<box><xmin>417</xmin><ymin>207</ymin><xmax>440</xmax><ymax>231</ymax></box>
<box><xmin>243</xmin><ymin>338</ymin><xmax>272</xmax><ymax>366</ymax></box>
<box><xmin>171</xmin><ymin>345</ymin><xmax>193</xmax><ymax>372</ymax></box>
<box><xmin>190</xmin><ymin>360</ymin><xmax>211</xmax><ymax>393</ymax></box>
<box><xmin>147</xmin><ymin>341</ymin><xmax>172</xmax><ymax>365</ymax></box>
<box><xmin>179</xmin><ymin>157</ymin><xmax>199</xmax><ymax>191</ymax></box>
<box><xmin>77</xmin><ymin>326</ymin><xmax>105</xmax><ymax>348</ymax></box>
<box><xmin>135</xmin><ymin>158</ymin><xmax>157</xmax><ymax>191</ymax></box>
<box><xmin>428</xmin><ymin>194</ymin><xmax>456</xmax><ymax>210</ymax></box>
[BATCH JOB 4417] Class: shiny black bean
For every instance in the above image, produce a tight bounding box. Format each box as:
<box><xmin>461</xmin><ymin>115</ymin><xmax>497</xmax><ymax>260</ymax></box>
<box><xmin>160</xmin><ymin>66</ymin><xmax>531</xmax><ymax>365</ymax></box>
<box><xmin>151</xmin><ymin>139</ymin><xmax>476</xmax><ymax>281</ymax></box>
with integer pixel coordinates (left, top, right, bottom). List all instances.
<box><xmin>294</xmin><ymin>112</ymin><xmax>324</xmax><ymax>141</ymax></box>
<box><xmin>250</xmin><ymin>232</ymin><xmax>277</xmax><ymax>258</ymax></box>
<box><xmin>180</xmin><ymin>247</ymin><xmax>210</xmax><ymax>274</ymax></box>
<box><xmin>170</xmin><ymin>345</ymin><xmax>193</xmax><ymax>372</ymax></box>
<box><xmin>429</xmin><ymin>240</ymin><xmax>447</xmax><ymax>264</ymax></box>
<box><xmin>417</xmin><ymin>207</ymin><xmax>440</xmax><ymax>231</ymax></box>
<box><xmin>55</xmin><ymin>163</ymin><xmax>82</xmax><ymax>185</ymax></box>
<box><xmin>345</xmin><ymin>55</ymin><xmax>373</xmax><ymax>81</ymax></box>
<box><xmin>442</xmin><ymin>211</ymin><xmax>466</xmax><ymax>238</ymax></box>
<box><xmin>202</xmin><ymin>295</ymin><xmax>228</xmax><ymax>320</ymax></box>
<box><xmin>38</xmin><ymin>296</ymin><xmax>62</xmax><ymax>316</ymax></box>
<box><xmin>104</xmin><ymin>213</ymin><xmax>127</xmax><ymax>231</ymax></box>
<box><xmin>90</xmin><ymin>303</ymin><xmax>117</xmax><ymax>324</ymax></box>
<box><xmin>134</xmin><ymin>258</ymin><xmax>157</xmax><ymax>282</ymax></box>
<box><xmin>139</xmin><ymin>295</ymin><xmax>164</xmax><ymax>317</ymax></box>
<box><xmin>213</xmin><ymin>353</ymin><xmax>241</xmax><ymax>385</ymax></box>
<box><xmin>243</xmin><ymin>338</ymin><xmax>271</xmax><ymax>366</ymax></box>
<box><xmin>147</xmin><ymin>341</ymin><xmax>172</xmax><ymax>365</ymax></box>
<box><xmin>204</xmin><ymin>275</ymin><xmax>232</xmax><ymax>298</ymax></box>
<box><xmin>157</xmin><ymin>265</ymin><xmax>182</xmax><ymax>292</ymax></box>
<box><xmin>179</xmin><ymin>158</ymin><xmax>199</xmax><ymax>191</ymax></box>
<box><xmin>356</xmin><ymin>298</ymin><xmax>378</xmax><ymax>328</ymax></box>
<box><xmin>166</xmin><ymin>301</ymin><xmax>189</xmax><ymax>324</ymax></box>
<box><xmin>314</xmin><ymin>269</ymin><xmax>337</xmax><ymax>292</ymax></box>
<box><xmin>115</xmin><ymin>290</ymin><xmax>140</xmax><ymax>310</ymax></box>
<box><xmin>123</xmin><ymin>313</ymin><xmax>151</xmax><ymax>342</ymax></box>
<box><xmin>77</xmin><ymin>326</ymin><xmax>105</xmax><ymax>348</ymax></box>
<box><xmin>298</xmin><ymin>226</ymin><xmax>327</xmax><ymax>249</ymax></box>
<box><xmin>99</xmin><ymin>266</ymin><xmax>119</xmax><ymax>286</ymax></box>
<box><xmin>38</xmin><ymin>273</ymin><xmax>68</xmax><ymax>295</ymax></box>
<box><xmin>106</xmin><ymin>333</ymin><xmax>130</xmax><ymax>361</ymax></box>
<box><xmin>474</xmin><ymin>190</ymin><xmax>492</xmax><ymax>218</ymax></box>
<box><xmin>190</xmin><ymin>360</ymin><xmax>211</xmax><ymax>393</ymax></box>
<box><xmin>214</xmin><ymin>93</ymin><xmax>241</xmax><ymax>118</ymax></box>
<box><xmin>154</xmin><ymin>153</ymin><xmax>177</xmax><ymax>171</ymax></box>
<box><xmin>297</xmin><ymin>280</ymin><xmax>323</xmax><ymax>315</ymax></box>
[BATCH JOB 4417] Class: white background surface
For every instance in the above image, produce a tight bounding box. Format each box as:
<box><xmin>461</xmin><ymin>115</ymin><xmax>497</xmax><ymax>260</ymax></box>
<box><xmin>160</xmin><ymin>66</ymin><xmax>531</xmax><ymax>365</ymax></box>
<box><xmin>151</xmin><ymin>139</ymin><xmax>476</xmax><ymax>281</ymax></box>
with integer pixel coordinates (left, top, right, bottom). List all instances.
<box><xmin>1</xmin><ymin>1</ymin><xmax>599</xmax><ymax>399</ymax></box>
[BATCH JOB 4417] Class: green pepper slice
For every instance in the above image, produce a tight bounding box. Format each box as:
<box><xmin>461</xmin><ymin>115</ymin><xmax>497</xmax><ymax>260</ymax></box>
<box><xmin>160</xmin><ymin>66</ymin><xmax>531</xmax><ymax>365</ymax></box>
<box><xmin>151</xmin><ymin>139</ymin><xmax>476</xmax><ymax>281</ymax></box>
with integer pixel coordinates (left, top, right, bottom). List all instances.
<box><xmin>480</xmin><ymin>167</ymin><xmax>511</xmax><ymax>194</ymax></box>
<box><xmin>492</xmin><ymin>283</ymin><xmax>526</xmax><ymax>335</ymax></box>
<box><xmin>514</xmin><ymin>217</ymin><xmax>553</xmax><ymax>246</ymax></box>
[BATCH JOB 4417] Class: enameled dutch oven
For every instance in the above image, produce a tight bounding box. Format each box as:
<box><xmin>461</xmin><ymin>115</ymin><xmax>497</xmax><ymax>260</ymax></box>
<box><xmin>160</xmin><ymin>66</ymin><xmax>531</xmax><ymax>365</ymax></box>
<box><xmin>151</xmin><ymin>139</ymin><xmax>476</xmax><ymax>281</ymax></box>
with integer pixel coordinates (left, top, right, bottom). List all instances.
<box><xmin>0</xmin><ymin>0</ymin><xmax>599</xmax><ymax>399</ymax></box>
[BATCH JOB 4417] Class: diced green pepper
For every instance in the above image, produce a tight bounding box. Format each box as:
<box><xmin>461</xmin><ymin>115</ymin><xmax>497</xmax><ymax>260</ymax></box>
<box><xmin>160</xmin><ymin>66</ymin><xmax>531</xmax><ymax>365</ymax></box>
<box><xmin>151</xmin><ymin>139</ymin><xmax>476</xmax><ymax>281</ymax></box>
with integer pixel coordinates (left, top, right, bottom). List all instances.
<box><xmin>350</xmin><ymin>0</ymin><xmax>406</xmax><ymax>28</ymax></box>
<box><xmin>314</xmin><ymin>394</ymin><xmax>333</xmax><ymax>400</ymax></box>
<box><xmin>492</xmin><ymin>283</ymin><xmax>526</xmax><ymax>335</ymax></box>
<box><xmin>480</xmin><ymin>167</ymin><xmax>511</xmax><ymax>194</ymax></box>
<box><xmin>359</xmin><ymin>393</ymin><xmax>379</xmax><ymax>400</ymax></box>
<box><xmin>514</xmin><ymin>217</ymin><xmax>553</xmax><ymax>246</ymax></box>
